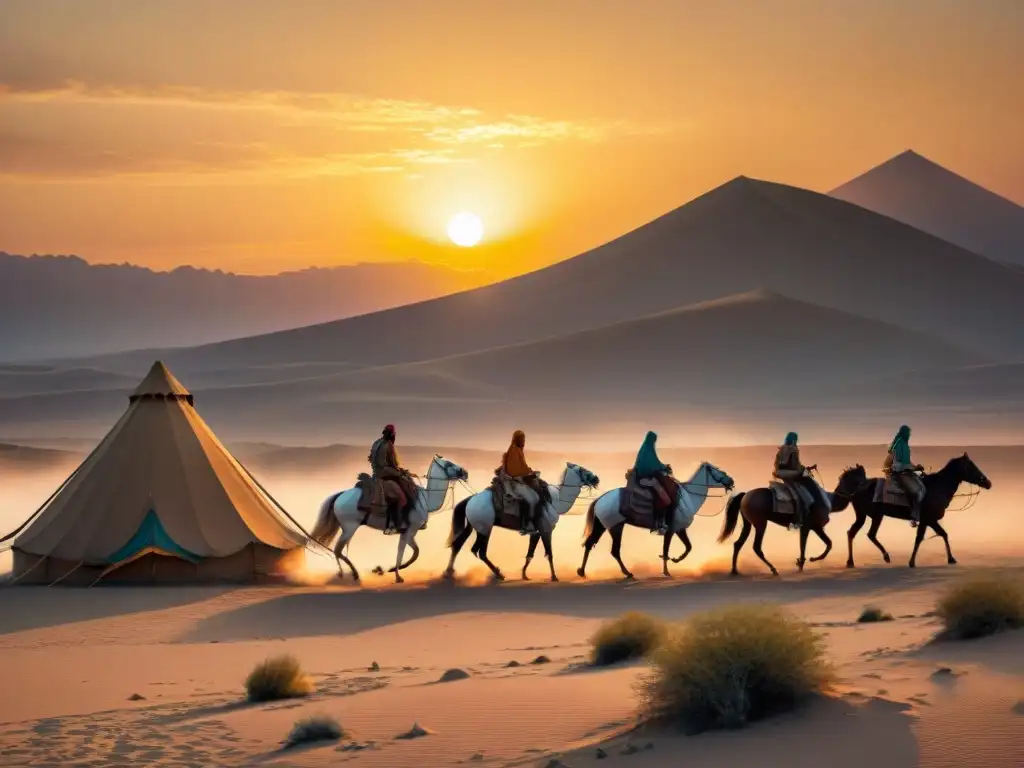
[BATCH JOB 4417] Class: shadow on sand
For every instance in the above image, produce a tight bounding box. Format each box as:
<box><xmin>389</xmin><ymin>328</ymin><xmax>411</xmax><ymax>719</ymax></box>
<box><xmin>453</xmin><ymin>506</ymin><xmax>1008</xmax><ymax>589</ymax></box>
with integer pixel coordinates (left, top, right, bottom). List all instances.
<box><xmin>182</xmin><ymin>566</ymin><xmax>955</xmax><ymax>643</ymax></box>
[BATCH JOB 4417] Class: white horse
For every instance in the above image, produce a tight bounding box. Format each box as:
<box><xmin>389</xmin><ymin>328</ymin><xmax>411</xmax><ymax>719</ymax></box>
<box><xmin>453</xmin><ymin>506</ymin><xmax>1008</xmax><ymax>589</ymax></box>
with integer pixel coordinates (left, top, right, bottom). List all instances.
<box><xmin>577</xmin><ymin>461</ymin><xmax>734</xmax><ymax>580</ymax></box>
<box><xmin>444</xmin><ymin>463</ymin><xmax>601</xmax><ymax>582</ymax></box>
<box><xmin>310</xmin><ymin>455</ymin><xmax>468</xmax><ymax>583</ymax></box>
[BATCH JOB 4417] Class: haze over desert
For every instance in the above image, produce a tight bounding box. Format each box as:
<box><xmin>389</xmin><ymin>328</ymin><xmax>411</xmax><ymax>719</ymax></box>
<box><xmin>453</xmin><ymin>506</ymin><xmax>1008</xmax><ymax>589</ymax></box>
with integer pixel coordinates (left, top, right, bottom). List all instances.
<box><xmin>2</xmin><ymin>1</ymin><xmax>1024</xmax><ymax>766</ymax></box>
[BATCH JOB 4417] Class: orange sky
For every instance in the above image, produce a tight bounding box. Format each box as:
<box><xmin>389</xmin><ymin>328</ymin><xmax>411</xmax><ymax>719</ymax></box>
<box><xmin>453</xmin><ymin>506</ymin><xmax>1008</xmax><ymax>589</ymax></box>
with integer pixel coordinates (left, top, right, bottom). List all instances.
<box><xmin>0</xmin><ymin>0</ymin><xmax>1021</xmax><ymax>278</ymax></box>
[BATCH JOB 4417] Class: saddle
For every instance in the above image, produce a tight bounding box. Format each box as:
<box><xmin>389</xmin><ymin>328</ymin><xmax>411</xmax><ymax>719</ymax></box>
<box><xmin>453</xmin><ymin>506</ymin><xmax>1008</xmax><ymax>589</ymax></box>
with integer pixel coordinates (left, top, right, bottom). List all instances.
<box><xmin>619</xmin><ymin>470</ymin><xmax>673</xmax><ymax>528</ymax></box>
<box><xmin>489</xmin><ymin>472</ymin><xmax>548</xmax><ymax>533</ymax></box>
<box><xmin>768</xmin><ymin>481</ymin><xmax>802</xmax><ymax>518</ymax></box>
<box><xmin>356</xmin><ymin>473</ymin><xmax>418</xmax><ymax>533</ymax></box>
<box><xmin>874</xmin><ymin>476</ymin><xmax>912</xmax><ymax>506</ymax></box>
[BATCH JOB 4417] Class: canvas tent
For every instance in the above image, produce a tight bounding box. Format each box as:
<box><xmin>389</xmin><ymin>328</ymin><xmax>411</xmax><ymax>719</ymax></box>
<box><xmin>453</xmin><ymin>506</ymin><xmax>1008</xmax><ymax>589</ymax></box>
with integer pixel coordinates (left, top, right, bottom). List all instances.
<box><xmin>4</xmin><ymin>361</ymin><xmax>308</xmax><ymax>585</ymax></box>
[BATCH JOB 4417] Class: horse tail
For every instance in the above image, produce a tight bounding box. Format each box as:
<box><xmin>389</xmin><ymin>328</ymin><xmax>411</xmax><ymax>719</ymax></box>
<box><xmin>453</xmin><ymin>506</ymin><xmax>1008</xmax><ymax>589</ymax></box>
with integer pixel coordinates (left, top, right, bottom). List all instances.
<box><xmin>718</xmin><ymin>492</ymin><xmax>745</xmax><ymax>543</ymax></box>
<box><xmin>310</xmin><ymin>492</ymin><xmax>342</xmax><ymax>546</ymax></box>
<box><xmin>581</xmin><ymin>499</ymin><xmax>598</xmax><ymax>543</ymax></box>
<box><xmin>447</xmin><ymin>497</ymin><xmax>468</xmax><ymax>548</ymax></box>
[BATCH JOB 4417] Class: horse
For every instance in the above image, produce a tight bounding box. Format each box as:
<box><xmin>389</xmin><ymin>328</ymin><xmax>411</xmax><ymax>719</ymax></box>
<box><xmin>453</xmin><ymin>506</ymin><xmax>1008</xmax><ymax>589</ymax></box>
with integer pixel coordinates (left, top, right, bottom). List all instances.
<box><xmin>717</xmin><ymin>469</ymin><xmax>864</xmax><ymax>576</ymax></box>
<box><xmin>577</xmin><ymin>462</ymin><xmax>735</xmax><ymax>581</ymax></box>
<box><xmin>311</xmin><ymin>455</ymin><xmax>469</xmax><ymax>583</ymax></box>
<box><xmin>444</xmin><ymin>463</ymin><xmax>600</xmax><ymax>582</ymax></box>
<box><xmin>838</xmin><ymin>453</ymin><xmax>992</xmax><ymax>569</ymax></box>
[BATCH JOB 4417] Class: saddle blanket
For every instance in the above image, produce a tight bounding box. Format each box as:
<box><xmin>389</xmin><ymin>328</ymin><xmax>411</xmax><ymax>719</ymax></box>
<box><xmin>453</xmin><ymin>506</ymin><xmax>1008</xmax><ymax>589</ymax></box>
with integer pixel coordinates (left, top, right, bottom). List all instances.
<box><xmin>874</xmin><ymin>477</ymin><xmax>910</xmax><ymax>506</ymax></box>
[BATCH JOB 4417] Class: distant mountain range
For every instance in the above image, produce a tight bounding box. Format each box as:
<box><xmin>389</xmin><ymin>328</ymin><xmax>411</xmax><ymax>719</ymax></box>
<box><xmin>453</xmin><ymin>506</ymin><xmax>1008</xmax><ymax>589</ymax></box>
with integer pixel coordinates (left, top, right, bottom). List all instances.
<box><xmin>6</xmin><ymin>154</ymin><xmax>1024</xmax><ymax>447</ymax></box>
<box><xmin>0</xmin><ymin>253</ymin><xmax>485</xmax><ymax>362</ymax></box>
<box><xmin>831</xmin><ymin>150</ymin><xmax>1024</xmax><ymax>267</ymax></box>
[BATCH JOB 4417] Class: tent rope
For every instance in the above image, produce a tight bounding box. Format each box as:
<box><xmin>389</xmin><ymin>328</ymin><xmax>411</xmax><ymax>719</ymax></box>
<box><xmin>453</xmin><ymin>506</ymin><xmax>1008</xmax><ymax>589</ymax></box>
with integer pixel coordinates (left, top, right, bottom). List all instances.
<box><xmin>234</xmin><ymin>458</ymin><xmax>335</xmax><ymax>557</ymax></box>
<box><xmin>2</xmin><ymin>552</ymin><xmax>47</xmax><ymax>586</ymax></box>
<box><xmin>47</xmin><ymin>560</ymin><xmax>85</xmax><ymax>587</ymax></box>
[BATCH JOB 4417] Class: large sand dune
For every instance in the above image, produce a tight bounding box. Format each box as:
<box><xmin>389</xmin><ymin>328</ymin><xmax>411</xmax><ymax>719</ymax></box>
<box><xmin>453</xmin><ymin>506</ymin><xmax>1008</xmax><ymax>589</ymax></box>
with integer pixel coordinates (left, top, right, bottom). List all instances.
<box><xmin>67</xmin><ymin>177</ymin><xmax>1024</xmax><ymax>379</ymax></box>
<box><xmin>831</xmin><ymin>150</ymin><xmax>1024</xmax><ymax>268</ymax></box>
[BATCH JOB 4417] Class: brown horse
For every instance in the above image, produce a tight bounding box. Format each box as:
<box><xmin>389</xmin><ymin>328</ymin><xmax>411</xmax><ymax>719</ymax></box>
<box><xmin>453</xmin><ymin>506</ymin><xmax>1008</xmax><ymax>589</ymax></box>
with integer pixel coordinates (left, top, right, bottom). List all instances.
<box><xmin>717</xmin><ymin>470</ymin><xmax>863</xmax><ymax>576</ymax></box>
<box><xmin>838</xmin><ymin>454</ymin><xmax>992</xmax><ymax>569</ymax></box>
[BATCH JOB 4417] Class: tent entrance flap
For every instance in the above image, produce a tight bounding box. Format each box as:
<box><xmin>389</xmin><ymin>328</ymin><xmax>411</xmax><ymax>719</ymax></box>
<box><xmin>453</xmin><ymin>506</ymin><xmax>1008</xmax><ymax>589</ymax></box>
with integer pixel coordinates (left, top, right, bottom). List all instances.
<box><xmin>106</xmin><ymin>509</ymin><xmax>201</xmax><ymax>566</ymax></box>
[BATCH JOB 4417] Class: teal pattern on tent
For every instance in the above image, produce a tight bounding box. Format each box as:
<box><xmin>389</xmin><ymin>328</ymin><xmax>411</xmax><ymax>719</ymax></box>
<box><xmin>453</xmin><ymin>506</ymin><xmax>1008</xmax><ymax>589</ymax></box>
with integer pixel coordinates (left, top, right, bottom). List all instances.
<box><xmin>106</xmin><ymin>509</ymin><xmax>201</xmax><ymax>564</ymax></box>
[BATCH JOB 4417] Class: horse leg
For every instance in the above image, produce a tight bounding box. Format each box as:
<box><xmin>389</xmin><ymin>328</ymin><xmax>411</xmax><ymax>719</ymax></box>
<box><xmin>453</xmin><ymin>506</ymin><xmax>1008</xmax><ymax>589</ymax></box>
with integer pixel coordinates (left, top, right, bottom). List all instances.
<box><xmin>797</xmin><ymin>526</ymin><xmax>809</xmax><ymax>572</ymax></box>
<box><xmin>333</xmin><ymin>527</ymin><xmax>360</xmax><ymax>583</ymax></box>
<box><xmin>661</xmin><ymin>530</ymin><xmax>673</xmax><ymax>577</ymax></box>
<box><xmin>390</xmin><ymin>530</ymin><xmax>417</xmax><ymax>584</ymax></box>
<box><xmin>846</xmin><ymin>511</ymin><xmax>867</xmax><ymax>568</ymax></box>
<box><xmin>908</xmin><ymin>520</ymin><xmax>928</xmax><ymax>568</ymax></box>
<box><xmin>671</xmin><ymin>529</ymin><xmax>692</xmax><ymax>564</ymax></box>
<box><xmin>752</xmin><ymin>522</ymin><xmax>778</xmax><ymax>576</ymax></box>
<box><xmin>609</xmin><ymin>523</ymin><xmax>634</xmax><ymax>581</ymax></box>
<box><xmin>541</xmin><ymin>530</ymin><xmax>558</xmax><ymax>582</ymax></box>
<box><xmin>522</xmin><ymin>533</ymin><xmax>541</xmax><ymax>580</ymax></box>
<box><xmin>931</xmin><ymin>521</ymin><xmax>957</xmax><ymax>565</ymax></box>
<box><xmin>810</xmin><ymin>527</ymin><xmax>832</xmax><ymax>562</ymax></box>
<box><xmin>731</xmin><ymin>517</ymin><xmax>753</xmax><ymax>576</ymax></box>
<box><xmin>577</xmin><ymin>517</ymin><xmax>606</xmax><ymax>578</ymax></box>
<box><xmin>388</xmin><ymin>539</ymin><xmax>420</xmax><ymax>573</ymax></box>
<box><xmin>444</xmin><ymin>523</ymin><xmax>473</xmax><ymax>579</ymax></box>
<box><xmin>866</xmin><ymin>515</ymin><xmax>891</xmax><ymax>563</ymax></box>
<box><xmin>475</xmin><ymin>534</ymin><xmax>505</xmax><ymax>581</ymax></box>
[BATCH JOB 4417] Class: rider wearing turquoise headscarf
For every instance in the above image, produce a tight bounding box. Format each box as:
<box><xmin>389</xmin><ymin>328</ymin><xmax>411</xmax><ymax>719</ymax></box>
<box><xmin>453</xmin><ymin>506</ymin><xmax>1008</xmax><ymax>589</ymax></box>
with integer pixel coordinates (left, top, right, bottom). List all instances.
<box><xmin>773</xmin><ymin>431</ymin><xmax>823</xmax><ymax>528</ymax></box>
<box><xmin>885</xmin><ymin>425</ymin><xmax>926</xmax><ymax>526</ymax></box>
<box><xmin>633</xmin><ymin>431</ymin><xmax>674</xmax><ymax>534</ymax></box>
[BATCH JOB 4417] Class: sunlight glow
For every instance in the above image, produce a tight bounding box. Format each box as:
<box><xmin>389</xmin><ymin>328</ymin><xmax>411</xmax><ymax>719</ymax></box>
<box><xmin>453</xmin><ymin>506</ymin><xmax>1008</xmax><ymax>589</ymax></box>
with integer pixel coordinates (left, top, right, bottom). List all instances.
<box><xmin>447</xmin><ymin>212</ymin><xmax>484</xmax><ymax>247</ymax></box>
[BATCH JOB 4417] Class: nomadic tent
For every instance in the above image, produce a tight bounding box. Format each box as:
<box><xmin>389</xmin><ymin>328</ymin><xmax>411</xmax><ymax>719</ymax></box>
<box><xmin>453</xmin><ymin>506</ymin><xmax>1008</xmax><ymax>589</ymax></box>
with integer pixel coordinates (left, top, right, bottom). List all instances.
<box><xmin>3</xmin><ymin>362</ymin><xmax>308</xmax><ymax>585</ymax></box>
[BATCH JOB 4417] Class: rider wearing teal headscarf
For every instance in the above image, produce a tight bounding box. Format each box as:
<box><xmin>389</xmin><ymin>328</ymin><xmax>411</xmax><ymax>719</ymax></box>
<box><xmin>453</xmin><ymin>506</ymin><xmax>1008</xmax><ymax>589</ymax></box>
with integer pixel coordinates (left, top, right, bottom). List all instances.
<box><xmin>885</xmin><ymin>425</ymin><xmax>925</xmax><ymax>526</ymax></box>
<box><xmin>632</xmin><ymin>431</ymin><xmax>673</xmax><ymax>534</ymax></box>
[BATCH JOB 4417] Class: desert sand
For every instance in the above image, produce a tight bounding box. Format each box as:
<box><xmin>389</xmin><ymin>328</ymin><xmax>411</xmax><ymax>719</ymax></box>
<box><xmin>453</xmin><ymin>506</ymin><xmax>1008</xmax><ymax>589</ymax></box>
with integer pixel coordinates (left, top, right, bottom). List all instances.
<box><xmin>1</xmin><ymin>562</ymin><xmax>1022</xmax><ymax>767</ymax></box>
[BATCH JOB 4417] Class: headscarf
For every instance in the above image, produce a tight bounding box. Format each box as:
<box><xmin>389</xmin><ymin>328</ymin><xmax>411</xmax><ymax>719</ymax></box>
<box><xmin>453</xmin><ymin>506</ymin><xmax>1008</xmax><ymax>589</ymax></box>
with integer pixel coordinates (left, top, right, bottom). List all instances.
<box><xmin>889</xmin><ymin>425</ymin><xmax>910</xmax><ymax>452</ymax></box>
<box><xmin>502</xmin><ymin>430</ymin><xmax>532</xmax><ymax>477</ymax></box>
<box><xmin>382</xmin><ymin>425</ymin><xmax>399</xmax><ymax>466</ymax></box>
<box><xmin>784</xmin><ymin>432</ymin><xmax>798</xmax><ymax>446</ymax></box>
<box><xmin>633</xmin><ymin>431</ymin><xmax>668</xmax><ymax>477</ymax></box>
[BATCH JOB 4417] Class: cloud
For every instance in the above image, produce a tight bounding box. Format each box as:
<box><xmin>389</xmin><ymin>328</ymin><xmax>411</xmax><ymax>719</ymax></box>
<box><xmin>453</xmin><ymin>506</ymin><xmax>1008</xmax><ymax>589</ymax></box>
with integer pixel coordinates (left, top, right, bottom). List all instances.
<box><xmin>0</xmin><ymin>80</ymin><xmax>669</xmax><ymax>181</ymax></box>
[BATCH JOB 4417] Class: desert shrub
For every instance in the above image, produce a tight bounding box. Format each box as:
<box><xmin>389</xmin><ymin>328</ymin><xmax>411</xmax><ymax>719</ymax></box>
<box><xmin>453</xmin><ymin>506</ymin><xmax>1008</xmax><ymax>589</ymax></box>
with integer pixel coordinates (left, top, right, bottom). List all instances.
<box><xmin>935</xmin><ymin>575</ymin><xmax>1024</xmax><ymax>640</ymax></box>
<box><xmin>857</xmin><ymin>605</ymin><xmax>894</xmax><ymax>623</ymax></box>
<box><xmin>283</xmin><ymin>715</ymin><xmax>345</xmax><ymax>749</ymax></box>
<box><xmin>245</xmin><ymin>654</ymin><xmax>315</xmax><ymax>703</ymax></box>
<box><xmin>640</xmin><ymin>604</ymin><xmax>831</xmax><ymax>733</ymax></box>
<box><xmin>590</xmin><ymin>612</ymin><xmax>667</xmax><ymax>667</ymax></box>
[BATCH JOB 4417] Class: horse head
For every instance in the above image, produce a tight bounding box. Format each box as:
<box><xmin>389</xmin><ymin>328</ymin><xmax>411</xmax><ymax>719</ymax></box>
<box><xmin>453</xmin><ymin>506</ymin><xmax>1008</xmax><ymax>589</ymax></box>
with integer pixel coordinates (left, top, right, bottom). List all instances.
<box><xmin>948</xmin><ymin>453</ymin><xmax>992</xmax><ymax>490</ymax></box>
<box><xmin>564</xmin><ymin>462</ymin><xmax>600</xmax><ymax>490</ymax></box>
<box><xmin>432</xmin><ymin>455</ymin><xmax>469</xmax><ymax>482</ymax></box>
<box><xmin>697</xmin><ymin>461</ymin><xmax>735</xmax><ymax>492</ymax></box>
<box><xmin>836</xmin><ymin>464</ymin><xmax>868</xmax><ymax>497</ymax></box>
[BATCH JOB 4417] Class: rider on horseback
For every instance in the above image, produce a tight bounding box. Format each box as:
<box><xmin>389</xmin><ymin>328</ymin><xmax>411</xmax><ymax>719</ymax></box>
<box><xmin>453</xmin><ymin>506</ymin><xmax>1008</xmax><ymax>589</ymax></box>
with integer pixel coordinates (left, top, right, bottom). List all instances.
<box><xmin>500</xmin><ymin>430</ymin><xmax>546</xmax><ymax>535</ymax></box>
<box><xmin>633</xmin><ymin>431</ymin><xmax>674</xmax><ymax>535</ymax></box>
<box><xmin>369</xmin><ymin>424</ymin><xmax>418</xmax><ymax>535</ymax></box>
<box><xmin>885</xmin><ymin>425</ymin><xmax>925</xmax><ymax>527</ymax></box>
<box><xmin>772</xmin><ymin>432</ymin><xmax>823</xmax><ymax>529</ymax></box>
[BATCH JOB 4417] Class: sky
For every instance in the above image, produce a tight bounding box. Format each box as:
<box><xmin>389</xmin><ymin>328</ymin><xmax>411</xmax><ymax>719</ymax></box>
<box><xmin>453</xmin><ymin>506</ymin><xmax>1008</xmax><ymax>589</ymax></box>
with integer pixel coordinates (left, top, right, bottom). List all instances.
<box><xmin>1</xmin><ymin>0</ymin><xmax>1021</xmax><ymax>277</ymax></box>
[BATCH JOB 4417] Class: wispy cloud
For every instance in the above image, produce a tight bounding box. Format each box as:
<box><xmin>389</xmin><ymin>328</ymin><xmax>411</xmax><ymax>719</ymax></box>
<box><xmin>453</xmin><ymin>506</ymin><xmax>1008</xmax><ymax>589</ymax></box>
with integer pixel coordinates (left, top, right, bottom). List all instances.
<box><xmin>0</xmin><ymin>81</ymin><xmax>668</xmax><ymax>181</ymax></box>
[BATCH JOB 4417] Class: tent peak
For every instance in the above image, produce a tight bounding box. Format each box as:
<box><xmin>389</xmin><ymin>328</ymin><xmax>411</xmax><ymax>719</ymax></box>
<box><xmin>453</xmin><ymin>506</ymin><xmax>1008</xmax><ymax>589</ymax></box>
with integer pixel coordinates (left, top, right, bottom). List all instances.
<box><xmin>130</xmin><ymin>361</ymin><xmax>192</xmax><ymax>404</ymax></box>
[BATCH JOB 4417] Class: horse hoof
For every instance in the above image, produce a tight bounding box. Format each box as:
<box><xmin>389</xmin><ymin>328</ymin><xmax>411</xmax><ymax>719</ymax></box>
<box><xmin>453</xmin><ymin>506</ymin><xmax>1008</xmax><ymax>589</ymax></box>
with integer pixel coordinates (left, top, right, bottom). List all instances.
<box><xmin>576</xmin><ymin>568</ymin><xmax>587</xmax><ymax>579</ymax></box>
<box><xmin>442</xmin><ymin>569</ymin><xmax>455</xmax><ymax>580</ymax></box>
<box><xmin>948</xmin><ymin>558</ymin><xmax>958</xmax><ymax>566</ymax></box>
<box><xmin>371</xmin><ymin>566</ymin><xmax>384</xmax><ymax>576</ymax></box>
<box><xmin>521</xmin><ymin>574</ymin><xmax>530</xmax><ymax>581</ymax></box>
<box><xmin>395</xmin><ymin>575</ymin><xmax>405</xmax><ymax>584</ymax></box>
<box><xmin>550</xmin><ymin>576</ymin><xmax>559</xmax><ymax>583</ymax></box>
<box><xmin>846</xmin><ymin>561</ymin><xmax>855</xmax><ymax>569</ymax></box>
<box><xmin>494</xmin><ymin>572</ymin><xmax>505</xmax><ymax>582</ymax></box>
<box><xmin>908</xmin><ymin>562</ymin><xmax>916</xmax><ymax>569</ymax></box>
<box><xmin>770</xmin><ymin>569</ymin><xmax>780</xmax><ymax>577</ymax></box>
<box><xmin>624</xmin><ymin>574</ymin><xmax>635</xmax><ymax>582</ymax></box>
<box><xmin>883</xmin><ymin>554</ymin><xmax>892</xmax><ymax>564</ymax></box>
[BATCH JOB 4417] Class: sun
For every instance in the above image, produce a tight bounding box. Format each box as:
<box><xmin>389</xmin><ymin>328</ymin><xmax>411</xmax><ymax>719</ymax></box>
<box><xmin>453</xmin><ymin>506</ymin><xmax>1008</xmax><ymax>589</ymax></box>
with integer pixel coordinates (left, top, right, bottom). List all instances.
<box><xmin>447</xmin><ymin>211</ymin><xmax>484</xmax><ymax>247</ymax></box>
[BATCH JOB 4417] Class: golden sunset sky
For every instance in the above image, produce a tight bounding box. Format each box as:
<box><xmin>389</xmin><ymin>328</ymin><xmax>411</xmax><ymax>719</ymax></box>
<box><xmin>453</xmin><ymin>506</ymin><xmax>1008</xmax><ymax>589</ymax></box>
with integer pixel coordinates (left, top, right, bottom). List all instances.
<box><xmin>1</xmin><ymin>0</ymin><xmax>1021</xmax><ymax>277</ymax></box>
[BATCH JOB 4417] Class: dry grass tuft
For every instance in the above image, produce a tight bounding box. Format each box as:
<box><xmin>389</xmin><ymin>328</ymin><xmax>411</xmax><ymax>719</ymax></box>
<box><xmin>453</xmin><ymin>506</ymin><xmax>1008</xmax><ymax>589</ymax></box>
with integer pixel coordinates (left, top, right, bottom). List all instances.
<box><xmin>858</xmin><ymin>605</ymin><xmax>894</xmax><ymax>623</ymax></box>
<box><xmin>245</xmin><ymin>654</ymin><xmax>315</xmax><ymax>703</ymax></box>
<box><xmin>590</xmin><ymin>612</ymin><xmax>667</xmax><ymax>667</ymax></box>
<box><xmin>935</xmin><ymin>575</ymin><xmax>1024</xmax><ymax>640</ymax></box>
<box><xmin>283</xmin><ymin>715</ymin><xmax>345</xmax><ymax>749</ymax></box>
<box><xmin>640</xmin><ymin>604</ymin><xmax>831</xmax><ymax>733</ymax></box>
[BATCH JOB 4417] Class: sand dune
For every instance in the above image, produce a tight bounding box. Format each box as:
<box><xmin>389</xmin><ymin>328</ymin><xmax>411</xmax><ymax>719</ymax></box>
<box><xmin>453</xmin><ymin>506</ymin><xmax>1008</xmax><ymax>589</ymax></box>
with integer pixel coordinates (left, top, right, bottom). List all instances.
<box><xmin>0</xmin><ymin>566</ymin><xmax>1021</xmax><ymax>767</ymax></box>
<box><xmin>831</xmin><ymin>150</ymin><xmax>1024</xmax><ymax>268</ymax></box>
<box><xmin>66</xmin><ymin>176</ymin><xmax>1024</xmax><ymax>380</ymax></box>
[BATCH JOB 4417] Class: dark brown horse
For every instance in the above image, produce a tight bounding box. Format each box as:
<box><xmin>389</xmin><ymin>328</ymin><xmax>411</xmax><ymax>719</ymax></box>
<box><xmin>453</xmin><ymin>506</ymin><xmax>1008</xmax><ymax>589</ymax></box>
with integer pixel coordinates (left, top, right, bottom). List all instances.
<box><xmin>717</xmin><ymin>470</ymin><xmax>864</xmax><ymax>576</ymax></box>
<box><xmin>838</xmin><ymin>453</ymin><xmax>992</xmax><ymax>569</ymax></box>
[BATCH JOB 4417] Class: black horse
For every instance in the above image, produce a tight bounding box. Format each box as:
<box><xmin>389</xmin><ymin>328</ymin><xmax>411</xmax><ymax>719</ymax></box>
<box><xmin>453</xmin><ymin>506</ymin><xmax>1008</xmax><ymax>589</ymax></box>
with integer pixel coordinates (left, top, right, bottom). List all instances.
<box><xmin>836</xmin><ymin>454</ymin><xmax>992</xmax><ymax>569</ymax></box>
